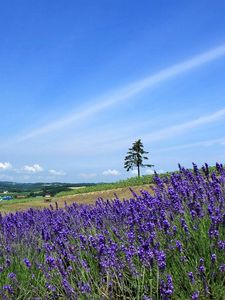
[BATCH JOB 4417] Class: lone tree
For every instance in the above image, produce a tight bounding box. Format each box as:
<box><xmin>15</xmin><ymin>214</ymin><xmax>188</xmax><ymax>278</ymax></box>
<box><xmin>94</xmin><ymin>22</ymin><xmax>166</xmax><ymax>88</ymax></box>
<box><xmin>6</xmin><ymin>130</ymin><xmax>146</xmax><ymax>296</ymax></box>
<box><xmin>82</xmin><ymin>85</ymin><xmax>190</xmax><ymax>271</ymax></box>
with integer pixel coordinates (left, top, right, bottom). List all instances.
<box><xmin>124</xmin><ymin>139</ymin><xmax>153</xmax><ymax>177</ymax></box>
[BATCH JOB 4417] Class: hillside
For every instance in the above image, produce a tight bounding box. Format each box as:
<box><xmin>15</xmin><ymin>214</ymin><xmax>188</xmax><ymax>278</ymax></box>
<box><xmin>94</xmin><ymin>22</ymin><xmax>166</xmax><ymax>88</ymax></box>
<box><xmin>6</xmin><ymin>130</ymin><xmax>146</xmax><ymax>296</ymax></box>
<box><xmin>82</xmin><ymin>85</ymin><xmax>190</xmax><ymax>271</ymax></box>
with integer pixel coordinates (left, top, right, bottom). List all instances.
<box><xmin>0</xmin><ymin>184</ymin><xmax>153</xmax><ymax>214</ymax></box>
<box><xmin>0</xmin><ymin>165</ymin><xmax>220</xmax><ymax>214</ymax></box>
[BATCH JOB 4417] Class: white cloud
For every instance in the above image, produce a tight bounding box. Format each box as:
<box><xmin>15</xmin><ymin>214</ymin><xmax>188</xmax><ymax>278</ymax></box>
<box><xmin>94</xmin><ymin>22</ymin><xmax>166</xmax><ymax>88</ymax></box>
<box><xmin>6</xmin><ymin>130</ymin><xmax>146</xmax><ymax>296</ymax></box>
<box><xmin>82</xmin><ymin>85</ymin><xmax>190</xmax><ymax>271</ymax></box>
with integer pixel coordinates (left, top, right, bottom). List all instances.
<box><xmin>156</xmin><ymin>137</ymin><xmax>225</xmax><ymax>153</ymax></box>
<box><xmin>79</xmin><ymin>173</ymin><xmax>97</xmax><ymax>179</ymax></box>
<box><xmin>143</xmin><ymin>108</ymin><xmax>225</xmax><ymax>143</ymax></box>
<box><xmin>157</xmin><ymin>169</ymin><xmax>165</xmax><ymax>174</ymax></box>
<box><xmin>131</xmin><ymin>170</ymin><xmax>138</xmax><ymax>175</ymax></box>
<box><xmin>49</xmin><ymin>169</ymin><xmax>66</xmax><ymax>176</ymax></box>
<box><xmin>48</xmin><ymin>109</ymin><xmax>225</xmax><ymax>157</ymax></box>
<box><xmin>145</xmin><ymin>169</ymin><xmax>155</xmax><ymax>175</ymax></box>
<box><xmin>18</xmin><ymin>42</ymin><xmax>225</xmax><ymax>141</ymax></box>
<box><xmin>23</xmin><ymin>164</ymin><xmax>43</xmax><ymax>173</ymax></box>
<box><xmin>0</xmin><ymin>162</ymin><xmax>12</xmax><ymax>170</ymax></box>
<box><xmin>131</xmin><ymin>169</ymin><xmax>162</xmax><ymax>176</ymax></box>
<box><xmin>102</xmin><ymin>169</ymin><xmax>120</xmax><ymax>176</ymax></box>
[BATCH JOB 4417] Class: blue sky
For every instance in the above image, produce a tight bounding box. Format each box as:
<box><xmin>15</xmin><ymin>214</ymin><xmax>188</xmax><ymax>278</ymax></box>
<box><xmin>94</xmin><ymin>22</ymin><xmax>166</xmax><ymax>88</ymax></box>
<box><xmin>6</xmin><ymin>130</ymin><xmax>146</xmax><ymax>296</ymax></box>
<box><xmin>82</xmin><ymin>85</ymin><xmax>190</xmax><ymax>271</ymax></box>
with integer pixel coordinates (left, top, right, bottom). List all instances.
<box><xmin>1</xmin><ymin>0</ymin><xmax>225</xmax><ymax>182</ymax></box>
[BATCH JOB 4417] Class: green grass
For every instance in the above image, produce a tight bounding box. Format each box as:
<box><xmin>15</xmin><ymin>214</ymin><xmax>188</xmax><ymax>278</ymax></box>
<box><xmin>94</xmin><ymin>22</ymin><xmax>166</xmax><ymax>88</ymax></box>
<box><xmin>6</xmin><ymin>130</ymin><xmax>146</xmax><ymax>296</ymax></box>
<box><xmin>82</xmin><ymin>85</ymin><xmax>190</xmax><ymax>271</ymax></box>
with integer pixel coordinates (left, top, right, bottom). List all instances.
<box><xmin>0</xmin><ymin>165</ymin><xmax>219</xmax><ymax>210</ymax></box>
<box><xmin>55</xmin><ymin>173</ymin><xmax>165</xmax><ymax>197</ymax></box>
<box><xmin>0</xmin><ymin>196</ymin><xmax>43</xmax><ymax>206</ymax></box>
<box><xmin>57</xmin><ymin>165</ymin><xmax>218</xmax><ymax>197</ymax></box>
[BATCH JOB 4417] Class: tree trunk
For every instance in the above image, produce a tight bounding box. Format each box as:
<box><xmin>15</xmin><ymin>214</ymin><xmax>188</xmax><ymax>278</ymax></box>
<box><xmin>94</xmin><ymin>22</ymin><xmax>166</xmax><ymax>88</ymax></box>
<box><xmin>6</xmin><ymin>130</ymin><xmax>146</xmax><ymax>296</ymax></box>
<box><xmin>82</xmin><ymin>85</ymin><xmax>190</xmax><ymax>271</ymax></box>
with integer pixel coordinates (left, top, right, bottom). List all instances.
<box><xmin>137</xmin><ymin>164</ymin><xmax>140</xmax><ymax>177</ymax></box>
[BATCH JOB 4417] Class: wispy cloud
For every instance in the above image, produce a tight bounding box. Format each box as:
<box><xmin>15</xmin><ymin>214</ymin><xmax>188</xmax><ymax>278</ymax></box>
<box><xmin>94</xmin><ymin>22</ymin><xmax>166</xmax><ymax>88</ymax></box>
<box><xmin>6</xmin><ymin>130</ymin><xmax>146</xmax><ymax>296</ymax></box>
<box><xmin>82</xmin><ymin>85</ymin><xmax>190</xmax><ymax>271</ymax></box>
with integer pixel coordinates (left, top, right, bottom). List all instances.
<box><xmin>19</xmin><ymin>43</ymin><xmax>225</xmax><ymax>141</ymax></box>
<box><xmin>102</xmin><ymin>169</ymin><xmax>120</xmax><ymax>176</ymax></box>
<box><xmin>143</xmin><ymin>108</ymin><xmax>225</xmax><ymax>142</ymax></box>
<box><xmin>145</xmin><ymin>169</ymin><xmax>155</xmax><ymax>175</ymax></box>
<box><xmin>49</xmin><ymin>169</ymin><xmax>66</xmax><ymax>176</ymax></box>
<box><xmin>131</xmin><ymin>169</ymin><xmax>164</xmax><ymax>176</ymax></box>
<box><xmin>23</xmin><ymin>164</ymin><xmax>43</xmax><ymax>173</ymax></box>
<box><xmin>156</xmin><ymin>137</ymin><xmax>225</xmax><ymax>153</ymax></box>
<box><xmin>30</xmin><ymin>108</ymin><xmax>225</xmax><ymax>158</ymax></box>
<box><xmin>0</xmin><ymin>162</ymin><xmax>12</xmax><ymax>170</ymax></box>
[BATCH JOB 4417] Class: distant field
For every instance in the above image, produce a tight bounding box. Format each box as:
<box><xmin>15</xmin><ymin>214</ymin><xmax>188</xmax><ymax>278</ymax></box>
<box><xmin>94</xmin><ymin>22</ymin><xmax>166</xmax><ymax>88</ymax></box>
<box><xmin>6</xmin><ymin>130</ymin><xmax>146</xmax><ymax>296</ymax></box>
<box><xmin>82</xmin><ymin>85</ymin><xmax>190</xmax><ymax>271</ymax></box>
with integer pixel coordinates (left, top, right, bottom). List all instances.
<box><xmin>0</xmin><ymin>166</ymin><xmax>219</xmax><ymax>214</ymax></box>
<box><xmin>0</xmin><ymin>184</ymin><xmax>153</xmax><ymax>214</ymax></box>
<box><xmin>0</xmin><ymin>173</ymin><xmax>157</xmax><ymax>213</ymax></box>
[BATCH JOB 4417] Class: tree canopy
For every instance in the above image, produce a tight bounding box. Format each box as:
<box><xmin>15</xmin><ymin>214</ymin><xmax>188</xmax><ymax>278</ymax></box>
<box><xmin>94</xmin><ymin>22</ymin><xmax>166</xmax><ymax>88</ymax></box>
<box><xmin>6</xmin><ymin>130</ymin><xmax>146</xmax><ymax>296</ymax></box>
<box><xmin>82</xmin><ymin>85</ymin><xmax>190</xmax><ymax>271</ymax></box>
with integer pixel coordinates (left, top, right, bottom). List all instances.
<box><xmin>124</xmin><ymin>139</ymin><xmax>154</xmax><ymax>177</ymax></box>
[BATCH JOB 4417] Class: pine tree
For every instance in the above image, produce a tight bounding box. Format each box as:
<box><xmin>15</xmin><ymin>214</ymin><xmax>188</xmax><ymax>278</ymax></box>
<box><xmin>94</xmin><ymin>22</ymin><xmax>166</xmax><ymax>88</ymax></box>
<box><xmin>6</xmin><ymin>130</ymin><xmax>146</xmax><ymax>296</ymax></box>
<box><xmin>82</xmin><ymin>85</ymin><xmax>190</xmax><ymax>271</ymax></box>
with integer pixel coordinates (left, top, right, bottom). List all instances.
<box><xmin>124</xmin><ymin>139</ymin><xmax>153</xmax><ymax>177</ymax></box>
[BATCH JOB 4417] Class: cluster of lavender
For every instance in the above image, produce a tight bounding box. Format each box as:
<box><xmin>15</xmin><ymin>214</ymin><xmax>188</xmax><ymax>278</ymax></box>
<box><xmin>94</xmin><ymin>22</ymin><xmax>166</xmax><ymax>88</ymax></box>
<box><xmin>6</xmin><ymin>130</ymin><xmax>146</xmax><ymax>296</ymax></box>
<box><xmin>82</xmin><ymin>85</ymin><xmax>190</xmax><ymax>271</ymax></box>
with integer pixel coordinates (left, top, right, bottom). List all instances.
<box><xmin>0</xmin><ymin>163</ymin><xmax>224</xmax><ymax>299</ymax></box>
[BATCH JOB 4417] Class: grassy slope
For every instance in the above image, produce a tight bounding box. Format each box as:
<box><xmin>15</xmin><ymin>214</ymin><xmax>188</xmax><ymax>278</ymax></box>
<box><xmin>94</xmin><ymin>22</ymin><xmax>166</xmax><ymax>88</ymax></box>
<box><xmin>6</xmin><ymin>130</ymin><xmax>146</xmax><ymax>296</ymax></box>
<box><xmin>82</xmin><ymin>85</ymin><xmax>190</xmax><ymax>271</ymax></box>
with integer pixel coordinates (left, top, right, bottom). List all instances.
<box><xmin>0</xmin><ymin>174</ymin><xmax>157</xmax><ymax>213</ymax></box>
<box><xmin>0</xmin><ymin>184</ymin><xmax>153</xmax><ymax>214</ymax></box>
<box><xmin>0</xmin><ymin>165</ymin><xmax>218</xmax><ymax>214</ymax></box>
<box><xmin>55</xmin><ymin>173</ymin><xmax>161</xmax><ymax>197</ymax></box>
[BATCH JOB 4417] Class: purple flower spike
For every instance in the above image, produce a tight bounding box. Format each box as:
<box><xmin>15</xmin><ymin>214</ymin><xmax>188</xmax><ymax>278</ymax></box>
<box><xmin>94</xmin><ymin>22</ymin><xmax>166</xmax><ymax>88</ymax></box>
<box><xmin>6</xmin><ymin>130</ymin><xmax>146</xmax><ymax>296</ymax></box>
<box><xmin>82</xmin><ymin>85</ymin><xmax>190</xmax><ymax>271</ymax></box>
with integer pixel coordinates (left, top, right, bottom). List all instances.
<box><xmin>167</xmin><ymin>275</ymin><xmax>174</xmax><ymax>292</ymax></box>
<box><xmin>8</xmin><ymin>272</ymin><xmax>16</xmax><ymax>279</ymax></box>
<box><xmin>172</xmin><ymin>225</ymin><xmax>177</xmax><ymax>234</ymax></box>
<box><xmin>163</xmin><ymin>219</ymin><xmax>170</xmax><ymax>231</ymax></box>
<box><xmin>160</xmin><ymin>275</ymin><xmax>174</xmax><ymax>299</ymax></box>
<box><xmin>188</xmin><ymin>272</ymin><xmax>195</xmax><ymax>284</ymax></box>
<box><xmin>219</xmin><ymin>264</ymin><xmax>225</xmax><ymax>273</ymax></box>
<box><xmin>218</xmin><ymin>240</ymin><xmax>225</xmax><ymax>250</ymax></box>
<box><xmin>192</xmin><ymin>291</ymin><xmax>200</xmax><ymax>300</ymax></box>
<box><xmin>156</xmin><ymin>250</ymin><xmax>166</xmax><ymax>271</ymax></box>
<box><xmin>211</xmin><ymin>254</ymin><xmax>216</xmax><ymax>263</ymax></box>
<box><xmin>0</xmin><ymin>162</ymin><xmax>224</xmax><ymax>298</ymax></box>
<box><xmin>62</xmin><ymin>278</ymin><xmax>75</xmax><ymax>296</ymax></box>
<box><xmin>46</xmin><ymin>255</ymin><xmax>55</xmax><ymax>269</ymax></box>
<box><xmin>3</xmin><ymin>285</ymin><xmax>13</xmax><ymax>294</ymax></box>
<box><xmin>180</xmin><ymin>256</ymin><xmax>187</xmax><ymax>263</ymax></box>
<box><xmin>198</xmin><ymin>258</ymin><xmax>206</xmax><ymax>273</ymax></box>
<box><xmin>199</xmin><ymin>265</ymin><xmax>205</xmax><ymax>273</ymax></box>
<box><xmin>176</xmin><ymin>240</ymin><xmax>182</xmax><ymax>252</ymax></box>
<box><xmin>23</xmin><ymin>258</ymin><xmax>31</xmax><ymax>268</ymax></box>
<box><xmin>5</xmin><ymin>258</ymin><xmax>11</xmax><ymax>267</ymax></box>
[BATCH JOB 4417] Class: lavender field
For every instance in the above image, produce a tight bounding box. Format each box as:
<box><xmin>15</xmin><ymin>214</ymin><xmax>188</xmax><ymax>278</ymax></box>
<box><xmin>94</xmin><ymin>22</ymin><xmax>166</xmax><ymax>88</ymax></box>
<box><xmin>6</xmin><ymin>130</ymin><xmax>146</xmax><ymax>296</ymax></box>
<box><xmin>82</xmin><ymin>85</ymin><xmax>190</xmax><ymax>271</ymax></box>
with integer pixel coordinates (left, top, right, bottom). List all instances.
<box><xmin>0</xmin><ymin>164</ymin><xmax>224</xmax><ymax>299</ymax></box>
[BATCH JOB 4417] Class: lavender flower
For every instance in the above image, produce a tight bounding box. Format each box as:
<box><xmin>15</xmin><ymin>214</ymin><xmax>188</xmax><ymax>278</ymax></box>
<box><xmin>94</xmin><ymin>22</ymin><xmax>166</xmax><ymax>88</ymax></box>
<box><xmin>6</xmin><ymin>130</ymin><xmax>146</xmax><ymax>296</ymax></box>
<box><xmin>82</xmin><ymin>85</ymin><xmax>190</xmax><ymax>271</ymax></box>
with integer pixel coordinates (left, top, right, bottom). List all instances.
<box><xmin>176</xmin><ymin>240</ymin><xmax>182</xmax><ymax>252</ymax></box>
<box><xmin>211</xmin><ymin>253</ymin><xmax>216</xmax><ymax>263</ymax></box>
<box><xmin>23</xmin><ymin>258</ymin><xmax>31</xmax><ymax>268</ymax></box>
<box><xmin>156</xmin><ymin>250</ymin><xmax>166</xmax><ymax>271</ymax></box>
<box><xmin>219</xmin><ymin>264</ymin><xmax>225</xmax><ymax>273</ymax></box>
<box><xmin>62</xmin><ymin>278</ymin><xmax>75</xmax><ymax>296</ymax></box>
<box><xmin>188</xmin><ymin>272</ymin><xmax>195</xmax><ymax>284</ymax></box>
<box><xmin>0</xmin><ymin>163</ymin><xmax>224</xmax><ymax>299</ymax></box>
<box><xmin>198</xmin><ymin>265</ymin><xmax>205</xmax><ymax>273</ymax></box>
<box><xmin>160</xmin><ymin>275</ymin><xmax>174</xmax><ymax>299</ymax></box>
<box><xmin>3</xmin><ymin>284</ymin><xmax>13</xmax><ymax>295</ymax></box>
<box><xmin>192</xmin><ymin>291</ymin><xmax>200</xmax><ymax>300</ymax></box>
<box><xmin>218</xmin><ymin>240</ymin><xmax>225</xmax><ymax>250</ymax></box>
<box><xmin>45</xmin><ymin>255</ymin><xmax>55</xmax><ymax>269</ymax></box>
<box><xmin>8</xmin><ymin>273</ymin><xmax>16</xmax><ymax>279</ymax></box>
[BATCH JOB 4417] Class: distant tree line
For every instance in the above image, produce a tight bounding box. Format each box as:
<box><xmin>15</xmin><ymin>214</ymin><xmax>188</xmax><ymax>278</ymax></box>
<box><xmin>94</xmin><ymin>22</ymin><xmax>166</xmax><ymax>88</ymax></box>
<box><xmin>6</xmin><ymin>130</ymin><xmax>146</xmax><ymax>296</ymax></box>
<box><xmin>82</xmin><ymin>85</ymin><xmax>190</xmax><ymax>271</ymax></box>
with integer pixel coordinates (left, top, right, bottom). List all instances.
<box><xmin>0</xmin><ymin>182</ymin><xmax>97</xmax><ymax>197</ymax></box>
